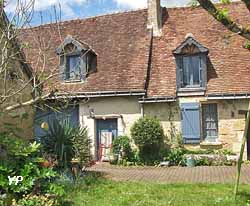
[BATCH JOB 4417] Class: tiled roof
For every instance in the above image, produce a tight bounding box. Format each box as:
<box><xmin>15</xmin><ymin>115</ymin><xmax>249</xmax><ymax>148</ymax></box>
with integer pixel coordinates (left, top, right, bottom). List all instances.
<box><xmin>19</xmin><ymin>9</ymin><xmax>151</xmax><ymax>94</ymax></box>
<box><xmin>20</xmin><ymin>2</ymin><xmax>250</xmax><ymax>98</ymax></box>
<box><xmin>147</xmin><ymin>2</ymin><xmax>250</xmax><ymax>97</ymax></box>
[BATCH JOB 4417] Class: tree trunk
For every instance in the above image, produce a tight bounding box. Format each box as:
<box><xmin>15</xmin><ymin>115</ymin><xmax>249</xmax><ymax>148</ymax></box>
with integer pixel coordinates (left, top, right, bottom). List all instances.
<box><xmin>234</xmin><ymin>100</ymin><xmax>250</xmax><ymax>198</ymax></box>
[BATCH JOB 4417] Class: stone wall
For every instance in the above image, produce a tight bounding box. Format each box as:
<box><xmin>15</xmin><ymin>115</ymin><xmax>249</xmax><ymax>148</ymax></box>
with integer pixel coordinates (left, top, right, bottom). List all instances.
<box><xmin>144</xmin><ymin>98</ymin><xmax>249</xmax><ymax>158</ymax></box>
<box><xmin>77</xmin><ymin>96</ymin><xmax>248</xmax><ymax>159</ymax></box>
<box><xmin>0</xmin><ymin>59</ymin><xmax>34</xmax><ymax>140</ymax></box>
<box><xmin>217</xmin><ymin>99</ymin><xmax>248</xmax><ymax>158</ymax></box>
<box><xmin>79</xmin><ymin>96</ymin><xmax>142</xmax><ymax>157</ymax></box>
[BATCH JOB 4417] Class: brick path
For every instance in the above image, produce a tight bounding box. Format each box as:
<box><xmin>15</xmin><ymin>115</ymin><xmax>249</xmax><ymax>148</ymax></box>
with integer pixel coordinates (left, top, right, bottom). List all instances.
<box><xmin>87</xmin><ymin>162</ymin><xmax>250</xmax><ymax>184</ymax></box>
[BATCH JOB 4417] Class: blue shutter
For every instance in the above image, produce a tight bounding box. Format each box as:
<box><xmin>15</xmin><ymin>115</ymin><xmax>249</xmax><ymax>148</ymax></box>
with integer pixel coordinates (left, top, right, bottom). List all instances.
<box><xmin>199</xmin><ymin>54</ymin><xmax>207</xmax><ymax>88</ymax></box>
<box><xmin>176</xmin><ymin>56</ymin><xmax>183</xmax><ymax>89</ymax></box>
<box><xmin>181</xmin><ymin>103</ymin><xmax>201</xmax><ymax>144</ymax></box>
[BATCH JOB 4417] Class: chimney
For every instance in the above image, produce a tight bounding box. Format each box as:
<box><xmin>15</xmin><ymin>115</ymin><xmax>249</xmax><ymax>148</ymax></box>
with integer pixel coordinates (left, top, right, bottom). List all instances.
<box><xmin>147</xmin><ymin>0</ymin><xmax>162</xmax><ymax>37</ymax></box>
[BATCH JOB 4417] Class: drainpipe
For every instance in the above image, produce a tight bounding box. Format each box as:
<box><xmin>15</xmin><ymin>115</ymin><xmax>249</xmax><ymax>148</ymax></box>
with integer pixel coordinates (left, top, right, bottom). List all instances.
<box><xmin>140</xmin><ymin>103</ymin><xmax>144</xmax><ymax>117</ymax></box>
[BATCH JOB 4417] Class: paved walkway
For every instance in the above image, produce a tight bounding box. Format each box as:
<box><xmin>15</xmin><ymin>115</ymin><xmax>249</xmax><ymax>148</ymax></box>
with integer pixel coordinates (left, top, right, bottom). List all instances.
<box><xmin>87</xmin><ymin>162</ymin><xmax>250</xmax><ymax>184</ymax></box>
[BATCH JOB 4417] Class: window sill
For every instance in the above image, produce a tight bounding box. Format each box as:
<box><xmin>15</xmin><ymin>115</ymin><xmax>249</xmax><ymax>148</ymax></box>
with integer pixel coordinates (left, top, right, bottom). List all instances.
<box><xmin>63</xmin><ymin>79</ymin><xmax>85</xmax><ymax>84</ymax></box>
<box><xmin>200</xmin><ymin>141</ymin><xmax>223</xmax><ymax>149</ymax></box>
<box><xmin>200</xmin><ymin>141</ymin><xmax>222</xmax><ymax>146</ymax></box>
<box><xmin>177</xmin><ymin>87</ymin><xmax>205</xmax><ymax>97</ymax></box>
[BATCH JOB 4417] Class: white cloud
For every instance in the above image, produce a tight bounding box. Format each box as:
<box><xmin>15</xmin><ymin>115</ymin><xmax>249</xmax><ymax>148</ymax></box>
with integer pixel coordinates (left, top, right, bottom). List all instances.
<box><xmin>114</xmin><ymin>0</ymin><xmax>147</xmax><ymax>9</ymax></box>
<box><xmin>5</xmin><ymin>0</ymin><xmax>87</xmax><ymax>17</ymax></box>
<box><xmin>114</xmin><ymin>0</ymin><xmax>191</xmax><ymax>9</ymax></box>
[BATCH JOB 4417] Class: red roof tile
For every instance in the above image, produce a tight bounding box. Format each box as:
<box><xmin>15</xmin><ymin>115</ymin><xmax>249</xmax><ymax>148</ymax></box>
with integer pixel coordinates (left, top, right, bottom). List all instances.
<box><xmin>20</xmin><ymin>10</ymin><xmax>151</xmax><ymax>94</ymax></box>
<box><xmin>20</xmin><ymin>2</ymin><xmax>250</xmax><ymax>98</ymax></box>
<box><xmin>148</xmin><ymin>2</ymin><xmax>250</xmax><ymax>97</ymax></box>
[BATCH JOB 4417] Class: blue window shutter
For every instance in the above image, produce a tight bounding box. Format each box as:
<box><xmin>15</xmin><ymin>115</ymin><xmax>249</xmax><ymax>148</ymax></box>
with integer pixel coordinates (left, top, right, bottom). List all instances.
<box><xmin>181</xmin><ymin>103</ymin><xmax>201</xmax><ymax>144</ymax></box>
<box><xmin>176</xmin><ymin>56</ymin><xmax>183</xmax><ymax>89</ymax></box>
<box><xmin>80</xmin><ymin>55</ymin><xmax>87</xmax><ymax>80</ymax></box>
<box><xmin>87</xmin><ymin>52</ymin><xmax>97</xmax><ymax>75</ymax></box>
<box><xmin>199</xmin><ymin>54</ymin><xmax>207</xmax><ymax>88</ymax></box>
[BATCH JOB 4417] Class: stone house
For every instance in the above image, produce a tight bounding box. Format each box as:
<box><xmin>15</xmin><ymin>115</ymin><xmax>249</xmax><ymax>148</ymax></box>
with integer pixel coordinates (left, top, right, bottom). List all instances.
<box><xmin>21</xmin><ymin>1</ymin><xmax>250</xmax><ymax>160</ymax></box>
<box><xmin>0</xmin><ymin>10</ymin><xmax>34</xmax><ymax>139</ymax></box>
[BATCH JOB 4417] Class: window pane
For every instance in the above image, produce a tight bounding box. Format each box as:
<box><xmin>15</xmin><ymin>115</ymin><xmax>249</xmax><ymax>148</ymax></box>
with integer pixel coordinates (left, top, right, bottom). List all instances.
<box><xmin>202</xmin><ymin>104</ymin><xmax>218</xmax><ymax>141</ymax></box>
<box><xmin>183</xmin><ymin>56</ymin><xmax>191</xmax><ymax>86</ymax></box>
<box><xmin>182</xmin><ymin>55</ymin><xmax>200</xmax><ymax>87</ymax></box>
<box><xmin>69</xmin><ymin>56</ymin><xmax>81</xmax><ymax>79</ymax></box>
<box><xmin>65</xmin><ymin>55</ymin><xmax>87</xmax><ymax>80</ymax></box>
<box><xmin>191</xmin><ymin>56</ymin><xmax>200</xmax><ymax>85</ymax></box>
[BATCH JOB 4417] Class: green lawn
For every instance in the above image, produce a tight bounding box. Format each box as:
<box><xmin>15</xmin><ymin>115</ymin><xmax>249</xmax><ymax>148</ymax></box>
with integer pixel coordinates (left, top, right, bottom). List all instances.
<box><xmin>64</xmin><ymin>174</ymin><xmax>250</xmax><ymax>206</ymax></box>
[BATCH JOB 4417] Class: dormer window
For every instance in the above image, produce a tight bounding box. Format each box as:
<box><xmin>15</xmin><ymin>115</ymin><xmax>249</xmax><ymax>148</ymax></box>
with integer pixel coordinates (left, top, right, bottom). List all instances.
<box><xmin>56</xmin><ymin>36</ymin><xmax>97</xmax><ymax>82</ymax></box>
<box><xmin>173</xmin><ymin>36</ymin><xmax>209</xmax><ymax>91</ymax></box>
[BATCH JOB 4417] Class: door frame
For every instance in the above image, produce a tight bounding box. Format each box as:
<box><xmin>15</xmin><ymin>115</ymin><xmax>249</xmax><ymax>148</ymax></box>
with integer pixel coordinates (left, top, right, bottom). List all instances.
<box><xmin>95</xmin><ymin>118</ymin><xmax>118</xmax><ymax>161</ymax></box>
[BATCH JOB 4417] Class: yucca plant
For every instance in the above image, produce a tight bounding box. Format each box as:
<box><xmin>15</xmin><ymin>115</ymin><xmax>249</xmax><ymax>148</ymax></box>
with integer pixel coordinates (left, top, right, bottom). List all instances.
<box><xmin>41</xmin><ymin>119</ymin><xmax>91</xmax><ymax>170</ymax></box>
<box><xmin>41</xmin><ymin>119</ymin><xmax>75</xmax><ymax>169</ymax></box>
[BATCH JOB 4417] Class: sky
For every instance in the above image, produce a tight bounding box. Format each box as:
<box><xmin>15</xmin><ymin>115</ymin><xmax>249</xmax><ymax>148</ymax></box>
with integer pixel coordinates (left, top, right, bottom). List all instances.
<box><xmin>5</xmin><ymin>0</ymin><xmax>191</xmax><ymax>25</ymax></box>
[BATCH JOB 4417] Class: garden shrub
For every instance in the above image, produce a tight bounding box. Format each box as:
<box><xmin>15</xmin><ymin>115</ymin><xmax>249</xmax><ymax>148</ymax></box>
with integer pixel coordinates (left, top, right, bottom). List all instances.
<box><xmin>71</xmin><ymin>126</ymin><xmax>91</xmax><ymax>167</ymax></box>
<box><xmin>0</xmin><ymin>132</ymin><xmax>65</xmax><ymax>206</ymax></box>
<box><xmin>131</xmin><ymin>116</ymin><xmax>164</xmax><ymax>164</ymax></box>
<box><xmin>112</xmin><ymin>136</ymin><xmax>133</xmax><ymax>161</ymax></box>
<box><xmin>195</xmin><ymin>158</ymin><xmax>211</xmax><ymax>166</ymax></box>
<box><xmin>12</xmin><ymin>194</ymin><xmax>59</xmax><ymax>206</ymax></box>
<box><xmin>164</xmin><ymin>147</ymin><xmax>236</xmax><ymax>167</ymax></box>
<box><xmin>164</xmin><ymin>147</ymin><xmax>187</xmax><ymax>166</ymax></box>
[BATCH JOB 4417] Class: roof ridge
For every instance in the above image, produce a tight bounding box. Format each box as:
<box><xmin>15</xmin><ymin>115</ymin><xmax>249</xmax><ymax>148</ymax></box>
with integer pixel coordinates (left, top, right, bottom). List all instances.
<box><xmin>21</xmin><ymin>0</ymin><xmax>241</xmax><ymax>30</ymax></box>
<box><xmin>22</xmin><ymin>8</ymin><xmax>147</xmax><ymax>30</ymax></box>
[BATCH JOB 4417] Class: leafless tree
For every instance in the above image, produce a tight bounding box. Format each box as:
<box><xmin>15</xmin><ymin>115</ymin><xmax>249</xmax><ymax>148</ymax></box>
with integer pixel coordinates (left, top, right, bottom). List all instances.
<box><xmin>0</xmin><ymin>0</ymin><xmax>90</xmax><ymax>115</ymax></box>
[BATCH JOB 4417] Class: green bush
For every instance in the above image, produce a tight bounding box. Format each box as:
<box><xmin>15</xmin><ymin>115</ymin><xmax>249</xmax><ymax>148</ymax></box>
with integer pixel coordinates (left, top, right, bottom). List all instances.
<box><xmin>195</xmin><ymin>158</ymin><xmax>211</xmax><ymax>166</ymax></box>
<box><xmin>0</xmin><ymin>133</ymin><xmax>63</xmax><ymax>206</ymax></box>
<box><xmin>12</xmin><ymin>194</ymin><xmax>59</xmax><ymax>206</ymax></box>
<box><xmin>112</xmin><ymin>136</ymin><xmax>133</xmax><ymax>160</ymax></box>
<box><xmin>41</xmin><ymin>119</ymin><xmax>91</xmax><ymax>169</ymax></box>
<box><xmin>165</xmin><ymin>148</ymin><xmax>187</xmax><ymax>166</ymax></box>
<box><xmin>71</xmin><ymin>126</ymin><xmax>91</xmax><ymax>167</ymax></box>
<box><xmin>130</xmin><ymin>117</ymin><xmax>164</xmax><ymax>164</ymax></box>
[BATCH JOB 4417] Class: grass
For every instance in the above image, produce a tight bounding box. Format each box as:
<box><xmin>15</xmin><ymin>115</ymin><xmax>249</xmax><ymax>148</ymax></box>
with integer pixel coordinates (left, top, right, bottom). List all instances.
<box><xmin>64</xmin><ymin>173</ymin><xmax>250</xmax><ymax>206</ymax></box>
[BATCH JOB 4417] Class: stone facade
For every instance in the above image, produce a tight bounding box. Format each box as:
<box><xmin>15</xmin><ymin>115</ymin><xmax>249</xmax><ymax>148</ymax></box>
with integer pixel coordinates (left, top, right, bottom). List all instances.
<box><xmin>79</xmin><ymin>96</ymin><xmax>142</xmax><ymax>157</ymax></box>
<box><xmin>0</xmin><ymin>52</ymin><xmax>34</xmax><ymax>139</ymax></box>
<box><xmin>144</xmin><ymin>98</ymin><xmax>248</xmax><ymax>158</ymax></box>
<box><xmin>77</xmin><ymin>95</ymin><xmax>248</xmax><ymax>159</ymax></box>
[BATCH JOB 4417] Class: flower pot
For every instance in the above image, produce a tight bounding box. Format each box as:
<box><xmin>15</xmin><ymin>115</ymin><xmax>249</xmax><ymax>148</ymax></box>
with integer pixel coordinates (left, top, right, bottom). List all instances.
<box><xmin>109</xmin><ymin>154</ymin><xmax>118</xmax><ymax>162</ymax></box>
<box><xmin>39</xmin><ymin>161</ymin><xmax>51</xmax><ymax>168</ymax></box>
<box><xmin>186</xmin><ymin>156</ymin><xmax>196</xmax><ymax>167</ymax></box>
<box><xmin>71</xmin><ymin>159</ymin><xmax>80</xmax><ymax>164</ymax></box>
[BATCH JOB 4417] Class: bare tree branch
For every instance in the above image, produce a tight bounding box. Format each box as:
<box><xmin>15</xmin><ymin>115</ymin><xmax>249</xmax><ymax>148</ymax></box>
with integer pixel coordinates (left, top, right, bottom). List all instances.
<box><xmin>197</xmin><ymin>0</ymin><xmax>250</xmax><ymax>40</ymax></box>
<box><xmin>4</xmin><ymin>92</ymin><xmax>53</xmax><ymax>112</ymax></box>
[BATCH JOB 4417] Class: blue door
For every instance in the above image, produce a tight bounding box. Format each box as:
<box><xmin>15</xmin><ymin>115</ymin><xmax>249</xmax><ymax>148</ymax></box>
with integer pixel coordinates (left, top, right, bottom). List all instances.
<box><xmin>181</xmin><ymin>103</ymin><xmax>200</xmax><ymax>144</ymax></box>
<box><xmin>96</xmin><ymin>119</ymin><xmax>118</xmax><ymax>161</ymax></box>
<box><xmin>34</xmin><ymin>105</ymin><xmax>79</xmax><ymax>139</ymax></box>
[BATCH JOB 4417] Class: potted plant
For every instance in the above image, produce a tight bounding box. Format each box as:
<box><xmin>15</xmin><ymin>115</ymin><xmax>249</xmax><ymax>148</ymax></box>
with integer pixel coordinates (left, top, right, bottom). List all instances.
<box><xmin>186</xmin><ymin>154</ymin><xmax>196</xmax><ymax>167</ymax></box>
<box><xmin>109</xmin><ymin>152</ymin><xmax>118</xmax><ymax>164</ymax></box>
<box><xmin>38</xmin><ymin>153</ymin><xmax>56</xmax><ymax>168</ymax></box>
